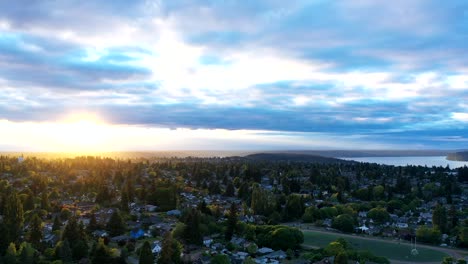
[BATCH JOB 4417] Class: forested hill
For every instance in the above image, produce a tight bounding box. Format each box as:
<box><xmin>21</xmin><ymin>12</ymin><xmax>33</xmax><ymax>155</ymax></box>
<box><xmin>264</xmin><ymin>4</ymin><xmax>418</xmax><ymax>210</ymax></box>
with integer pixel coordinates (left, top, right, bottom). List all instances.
<box><xmin>447</xmin><ymin>151</ymin><xmax>468</xmax><ymax>161</ymax></box>
<box><xmin>245</xmin><ymin>153</ymin><xmax>351</xmax><ymax>163</ymax></box>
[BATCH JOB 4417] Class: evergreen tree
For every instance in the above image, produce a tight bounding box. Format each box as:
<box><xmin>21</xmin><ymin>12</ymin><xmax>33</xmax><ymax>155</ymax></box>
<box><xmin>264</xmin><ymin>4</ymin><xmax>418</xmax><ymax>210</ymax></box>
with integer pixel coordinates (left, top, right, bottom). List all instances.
<box><xmin>72</xmin><ymin>239</ymin><xmax>89</xmax><ymax>261</ymax></box>
<box><xmin>0</xmin><ymin>221</ymin><xmax>9</xmax><ymax>255</ymax></box>
<box><xmin>225</xmin><ymin>203</ymin><xmax>237</xmax><ymax>241</ymax></box>
<box><xmin>224</xmin><ymin>183</ymin><xmax>235</xmax><ymax>197</ymax></box>
<box><xmin>158</xmin><ymin>232</ymin><xmax>174</xmax><ymax>264</ymax></box>
<box><xmin>433</xmin><ymin>204</ymin><xmax>448</xmax><ymax>233</ymax></box>
<box><xmin>57</xmin><ymin>240</ymin><xmax>73</xmax><ymax>263</ymax></box>
<box><xmin>52</xmin><ymin>216</ymin><xmax>61</xmax><ymax>232</ymax></box>
<box><xmin>4</xmin><ymin>190</ymin><xmax>24</xmax><ymax>243</ymax></box>
<box><xmin>448</xmin><ymin>205</ymin><xmax>459</xmax><ymax>230</ymax></box>
<box><xmin>28</xmin><ymin>214</ymin><xmax>43</xmax><ymax>248</ymax></box>
<box><xmin>87</xmin><ymin>213</ymin><xmax>99</xmax><ymax>233</ymax></box>
<box><xmin>335</xmin><ymin>251</ymin><xmax>348</xmax><ymax>264</ymax></box>
<box><xmin>23</xmin><ymin>193</ymin><xmax>35</xmax><ymax>211</ymax></box>
<box><xmin>40</xmin><ymin>192</ymin><xmax>49</xmax><ymax>211</ymax></box>
<box><xmin>18</xmin><ymin>242</ymin><xmax>35</xmax><ymax>264</ymax></box>
<box><xmin>158</xmin><ymin>231</ymin><xmax>182</xmax><ymax>264</ymax></box>
<box><xmin>182</xmin><ymin>209</ymin><xmax>202</xmax><ymax>245</ymax></box>
<box><xmin>91</xmin><ymin>239</ymin><xmax>113</xmax><ymax>264</ymax></box>
<box><xmin>62</xmin><ymin>216</ymin><xmax>80</xmax><ymax>246</ymax></box>
<box><xmin>106</xmin><ymin>210</ymin><xmax>127</xmax><ymax>236</ymax></box>
<box><xmin>120</xmin><ymin>188</ymin><xmax>130</xmax><ymax>212</ymax></box>
<box><xmin>4</xmin><ymin>243</ymin><xmax>17</xmax><ymax>264</ymax></box>
<box><xmin>138</xmin><ymin>241</ymin><xmax>154</xmax><ymax>264</ymax></box>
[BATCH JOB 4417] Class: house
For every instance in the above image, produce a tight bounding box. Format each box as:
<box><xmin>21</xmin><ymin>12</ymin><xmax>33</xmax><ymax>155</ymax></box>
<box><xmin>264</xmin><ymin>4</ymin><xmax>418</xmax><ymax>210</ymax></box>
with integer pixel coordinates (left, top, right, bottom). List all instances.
<box><xmin>230</xmin><ymin>236</ymin><xmax>246</xmax><ymax>247</ymax></box>
<box><xmin>130</xmin><ymin>228</ymin><xmax>145</xmax><ymax>239</ymax></box>
<box><xmin>232</xmin><ymin>251</ymin><xmax>249</xmax><ymax>261</ymax></box>
<box><xmin>167</xmin><ymin>209</ymin><xmax>182</xmax><ymax>217</ymax></box>
<box><xmin>145</xmin><ymin>205</ymin><xmax>158</xmax><ymax>212</ymax></box>
<box><xmin>152</xmin><ymin>241</ymin><xmax>162</xmax><ymax>254</ymax></box>
<box><xmin>92</xmin><ymin>230</ymin><xmax>108</xmax><ymax>238</ymax></box>
<box><xmin>258</xmin><ymin>247</ymin><xmax>274</xmax><ymax>255</ymax></box>
<box><xmin>111</xmin><ymin>235</ymin><xmax>131</xmax><ymax>243</ymax></box>
<box><xmin>43</xmin><ymin>233</ymin><xmax>58</xmax><ymax>246</ymax></box>
<box><xmin>396</xmin><ymin>222</ymin><xmax>409</xmax><ymax>228</ymax></box>
<box><xmin>356</xmin><ymin>225</ymin><xmax>369</xmax><ymax>233</ymax></box>
<box><xmin>263</xmin><ymin>250</ymin><xmax>286</xmax><ymax>260</ymax></box>
<box><xmin>203</xmin><ymin>237</ymin><xmax>213</xmax><ymax>247</ymax></box>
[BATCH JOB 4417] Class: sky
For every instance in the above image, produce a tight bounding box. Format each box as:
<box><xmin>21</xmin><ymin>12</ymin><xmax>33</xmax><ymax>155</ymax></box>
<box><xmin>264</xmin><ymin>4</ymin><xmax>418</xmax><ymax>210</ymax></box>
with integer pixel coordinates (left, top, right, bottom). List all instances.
<box><xmin>0</xmin><ymin>0</ymin><xmax>467</xmax><ymax>152</ymax></box>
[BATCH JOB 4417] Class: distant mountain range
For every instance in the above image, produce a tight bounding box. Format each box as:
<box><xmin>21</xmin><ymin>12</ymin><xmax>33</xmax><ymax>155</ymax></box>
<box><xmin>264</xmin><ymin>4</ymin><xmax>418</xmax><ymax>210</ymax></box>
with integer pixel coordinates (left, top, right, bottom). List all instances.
<box><xmin>447</xmin><ymin>151</ymin><xmax>468</xmax><ymax>161</ymax></box>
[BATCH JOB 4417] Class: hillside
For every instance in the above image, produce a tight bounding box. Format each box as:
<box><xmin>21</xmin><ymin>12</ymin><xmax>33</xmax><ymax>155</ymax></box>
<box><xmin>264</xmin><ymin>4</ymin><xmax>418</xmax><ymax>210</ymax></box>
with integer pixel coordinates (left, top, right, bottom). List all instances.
<box><xmin>447</xmin><ymin>151</ymin><xmax>468</xmax><ymax>161</ymax></box>
<box><xmin>245</xmin><ymin>153</ymin><xmax>350</xmax><ymax>163</ymax></box>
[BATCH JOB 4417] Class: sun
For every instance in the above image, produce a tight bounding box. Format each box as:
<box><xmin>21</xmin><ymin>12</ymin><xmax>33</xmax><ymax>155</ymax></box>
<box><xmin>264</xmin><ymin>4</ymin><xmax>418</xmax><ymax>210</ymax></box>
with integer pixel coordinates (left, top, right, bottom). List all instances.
<box><xmin>54</xmin><ymin>113</ymin><xmax>110</xmax><ymax>153</ymax></box>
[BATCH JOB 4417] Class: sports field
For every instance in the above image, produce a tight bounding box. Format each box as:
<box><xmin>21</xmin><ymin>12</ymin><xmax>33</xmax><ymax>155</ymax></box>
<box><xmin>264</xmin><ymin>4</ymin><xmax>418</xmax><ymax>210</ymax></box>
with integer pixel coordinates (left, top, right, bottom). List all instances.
<box><xmin>302</xmin><ymin>230</ymin><xmax>448</xmax><ymax>262</ymax></box>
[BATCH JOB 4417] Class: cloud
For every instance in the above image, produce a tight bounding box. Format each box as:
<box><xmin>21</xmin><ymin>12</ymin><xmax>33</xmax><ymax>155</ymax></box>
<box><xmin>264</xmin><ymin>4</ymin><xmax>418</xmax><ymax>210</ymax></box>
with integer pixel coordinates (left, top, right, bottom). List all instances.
<box><xmin>0</xmin><ymin>1</ymin><xmax>467</xmax><ymax>149</ymax></box>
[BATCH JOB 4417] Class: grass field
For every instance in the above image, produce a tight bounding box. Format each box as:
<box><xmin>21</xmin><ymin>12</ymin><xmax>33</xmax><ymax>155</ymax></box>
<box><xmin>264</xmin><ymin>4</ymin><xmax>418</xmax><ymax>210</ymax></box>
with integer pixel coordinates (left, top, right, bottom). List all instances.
<box><xmin>302</xmin><ymin>230</ymin><xmax>448</xmax><ymax>262</ymax></box>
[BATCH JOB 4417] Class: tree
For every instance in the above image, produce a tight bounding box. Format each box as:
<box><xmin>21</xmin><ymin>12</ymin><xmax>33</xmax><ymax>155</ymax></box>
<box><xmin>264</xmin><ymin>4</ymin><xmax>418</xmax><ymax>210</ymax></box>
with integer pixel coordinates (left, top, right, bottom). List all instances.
<box><xmin>302</xmin><ymin>206</ymin><xmax>320</xmax><ymax>223</ymax></box>
<box><xmin>0</xmin><ymin>221</ymin><xmax>9</xmax><ymax>255</ymax></box>
<box><xmin>72</xmin><ymin>239</ymin><xmax>89</xmax><ymax>261</ymax></box>
<box><xmin>120</xmin><ymin>188</ymin><xmax>129</xmax><ymax>213</ymax></box>
<box><xmin>458</xmin><ymin>227</ymin><xmax>468</xmax><ymax>247</ymax></box>
<box><xmin>23</xmin><ymin>193</ymin><xmax>35</xmax><ymax>211</ymax></box>
<box><xmin>448</xmin><ymin>205</ymin><xmax>459</xmax><ymax>230</ymax></box>
<box><xmin>88</xmin><ymin>213</ymin><xmax>99</xmax><ymax>232</ymax></box>
<box><xmin>28</xmin><ymin>213</ymin><xmax>43</xmax><ymax>248</ymax></box>
<box><xmin>433</xmin><ymin>204</ymin><xmax>447</xmax><ymax>233</ymax></box>
<box><xmin>224</xmin><ymin>183</ymin><xmax>235</xmax><ymax>197</ymax></box>
<box><xmin>4</xmin><ymin>243</ymin><xmax>17</xmax><ymax>264</ymax></box>
<box><xmin>106</xmin><ymin>210</ymin><xmax>127</xmax><ymax>236</ymax></box>
<box><xmin>335</xmin><ymin>251</ymin><xmax>348</xmax><ymax>264</ymax></box>
<box><xmin>158</xmin><ymin>231</ymin><xmax>182</xmax><ymax>264</ymax></box>
<box><xmin>225</xmin><ymin>203</ymin><xmax>238</xmax><ymax>241</ymax></box>
<box><xmin>211</xmin><ymin>254</ymin><xmax>231</xmax><ymax>264</ymax></box>
<box><xmin>368</xmin><ymin>207</ymin><xmax>390</xmax><ymax>224</ymax></box>
<box><xmin>284</xmin><ymin>194</ymin><xmax>305</xmax><ymax>220</ymax></box>
<box><xmin>182</xmin><ymin>209</ymin><xmax>202</xmax><ymax>245</ymax></box>
<box><xmin>250</xmin><ymin>185</ymin><xmax>276</xmax><ymax>216</ymax></box>
<box><xmin>41</xmin><ymin>192</ymin><xmax>50</xmax><ymax>211</ymax></box>
<box><xmin>269</xmin><ymin>227</ymin><xmax>304</xmax><ymax>250</ymax></box>
<box><xmin>139</xmin><ymin>241</ymin><xmax>154</xmax><ymax>264</ymax></box>
<box><xmin>62</xmin><ymin>216</ymin><xmax>80</xmax><ymax>246</ymax></box>
<box><xmin>18</xmin><ymin>242</ymin><xmax>35</xmax><ymax>264</ymax></box>
<box><xmin>416</xmin><ymin>226</ymin><xmax>441</xmax><ymax>244</ymax></box>
<box><xmin>56</xmin><ymin>240</ymin><xmax>73</xmax><ymax>263</ymax></box>
<box><xmin>91</xmin><ymin>239</ymin><xmax>113</xmax><ymax>264</ymax></box>
<box><xmin>50</xmin><ymin>216</ymin><xmax>60</xmax><ymax>233</ymax></box>
<box><xmin>332</xmin><ymin>214</ymin><xmax>355</xmax><ymax>233</ymax></box>
<box><xmin>4</xmin><ymin>190</ymin><xmax>24</xmax><ymax>243</ymax></box>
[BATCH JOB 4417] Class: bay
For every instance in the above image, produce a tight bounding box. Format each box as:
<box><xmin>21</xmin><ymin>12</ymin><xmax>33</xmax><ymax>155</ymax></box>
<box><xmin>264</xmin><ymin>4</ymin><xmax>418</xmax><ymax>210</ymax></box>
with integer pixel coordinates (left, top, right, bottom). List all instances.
<box><xmin>339</xmin><ymin>156</ymin><xmax>468</xmax><ymax>169</ymax></box>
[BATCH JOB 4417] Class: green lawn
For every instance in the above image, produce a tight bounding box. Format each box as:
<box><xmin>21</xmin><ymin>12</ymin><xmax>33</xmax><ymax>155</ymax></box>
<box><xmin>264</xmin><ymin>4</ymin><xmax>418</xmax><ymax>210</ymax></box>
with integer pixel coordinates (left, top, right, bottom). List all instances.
<box><xmin>302</xmin><ymin>231</ymin><xmax>448</xmax><ymax>262</ymax></box>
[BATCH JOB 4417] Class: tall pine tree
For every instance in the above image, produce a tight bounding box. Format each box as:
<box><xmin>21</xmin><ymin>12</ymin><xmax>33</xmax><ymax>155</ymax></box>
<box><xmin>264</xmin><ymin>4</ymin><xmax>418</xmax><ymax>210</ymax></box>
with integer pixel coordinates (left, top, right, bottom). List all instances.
<box><xmin>4</xmin><ymin>189</ymin><xmax>24</xmax><ymax>243</ymax></box>
<box><xmin>225</xmin><ymin>203</ymin><xmax>237</xmax><ymax>241</ymax></box>
<box><xmin>139</xmin><ymin>241</ymin><xmax>154</xmax><ymax>264</ymax></box>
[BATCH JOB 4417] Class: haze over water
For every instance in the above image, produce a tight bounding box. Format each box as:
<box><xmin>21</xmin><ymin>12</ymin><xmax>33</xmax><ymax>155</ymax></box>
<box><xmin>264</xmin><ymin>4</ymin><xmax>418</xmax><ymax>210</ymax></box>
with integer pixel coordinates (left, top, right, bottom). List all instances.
<box><xmin>340</xmin><ymin>156</ymin><xmax>468</xmax><ymax>169</ymax></box>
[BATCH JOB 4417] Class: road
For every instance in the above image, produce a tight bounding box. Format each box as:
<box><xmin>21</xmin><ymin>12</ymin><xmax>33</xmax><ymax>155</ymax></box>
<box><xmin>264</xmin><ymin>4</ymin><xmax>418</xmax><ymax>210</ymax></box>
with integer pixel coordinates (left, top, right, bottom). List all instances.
<box><xmin>286</xmin><ymin>223</ymin><xmax>468</xmax><ymax>264</ymax></box>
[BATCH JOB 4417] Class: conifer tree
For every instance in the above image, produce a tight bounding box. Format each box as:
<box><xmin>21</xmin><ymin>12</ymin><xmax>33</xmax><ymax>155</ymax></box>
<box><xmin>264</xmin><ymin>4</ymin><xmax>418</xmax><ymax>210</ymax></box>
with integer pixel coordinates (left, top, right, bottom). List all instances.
<box><xmin>4</xmin><ymin>190</ymin><xmax>24</xmax><ymax>243</ymax></box>
<box><xmin>225</xmin><ymin>203</ymin><xmax>237</xmax><ymax>241</ymax></box>
<box><xmin>138</xmin><ymin>241</ymin><xmax>154</xmax><ymax>264</ymax></box>
<box><xmin>52</xmin><ymin>216</ymin><xmax>61</xmax><ymax>231</ymax></box>
<box><xmin>28</xmin><ymin>214</ymin><xmax>43</xmax><ymax>248</ymax></box>
<box><xmin>4</xmin><ymin>243</ymin><xmax>17</xmax><ymax>264</ymax></box>
<box><xmin>106</xmin><ymin>209</ymin><xmax>127</xmax><ymax>236</ymax></box>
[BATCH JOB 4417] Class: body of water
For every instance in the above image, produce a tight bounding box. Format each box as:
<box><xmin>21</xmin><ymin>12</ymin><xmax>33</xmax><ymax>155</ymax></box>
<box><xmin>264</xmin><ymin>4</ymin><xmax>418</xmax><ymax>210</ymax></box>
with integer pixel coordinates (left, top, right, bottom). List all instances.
<box><xmin>339</xmin><ymin>156</ymin><xmax>468</xmax><ymax>169</ymax></box>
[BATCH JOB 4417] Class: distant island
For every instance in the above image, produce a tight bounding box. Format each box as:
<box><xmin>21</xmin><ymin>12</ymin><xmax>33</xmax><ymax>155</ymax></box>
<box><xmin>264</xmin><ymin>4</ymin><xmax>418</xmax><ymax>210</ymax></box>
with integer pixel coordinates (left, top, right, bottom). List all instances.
<box><xmin>447</xmin><ymin>151</ymin><xmax>468</xmax><ymax>161</ymax></box>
